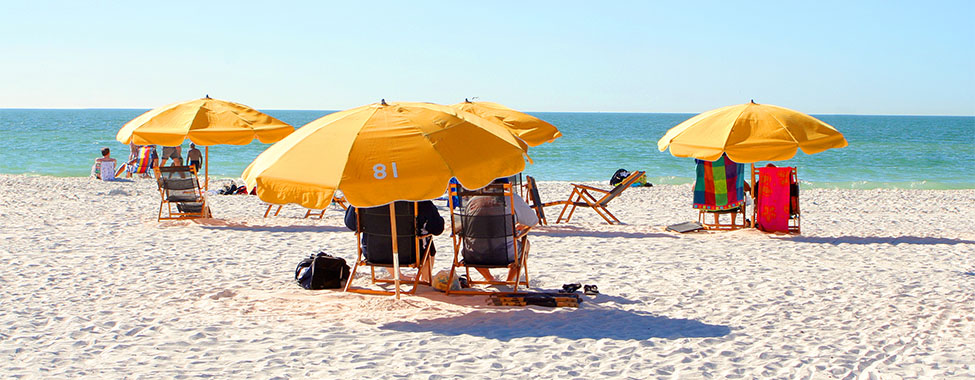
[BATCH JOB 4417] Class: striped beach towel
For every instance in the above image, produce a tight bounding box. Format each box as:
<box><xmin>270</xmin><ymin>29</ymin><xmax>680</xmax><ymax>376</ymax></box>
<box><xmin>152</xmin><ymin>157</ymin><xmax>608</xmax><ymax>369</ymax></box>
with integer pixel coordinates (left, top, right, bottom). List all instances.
<box><xmin>693</xmin><ymin>155</ymin><xmax>745</xmax><ymax>211</ymax></box>
<box><xmin>129</xmin><ymin>146</ymin><xmax>153</xmax><ymax>175</ymax></box>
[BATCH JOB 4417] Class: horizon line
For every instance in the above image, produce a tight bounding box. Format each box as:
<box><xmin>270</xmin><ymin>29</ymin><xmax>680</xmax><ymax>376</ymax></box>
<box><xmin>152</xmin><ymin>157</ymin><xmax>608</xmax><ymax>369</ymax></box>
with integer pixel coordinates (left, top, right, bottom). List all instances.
<box><xmin>0</xmin><ymin>107</ymin><xmax>972</xmax><ymax>118</ymax></box>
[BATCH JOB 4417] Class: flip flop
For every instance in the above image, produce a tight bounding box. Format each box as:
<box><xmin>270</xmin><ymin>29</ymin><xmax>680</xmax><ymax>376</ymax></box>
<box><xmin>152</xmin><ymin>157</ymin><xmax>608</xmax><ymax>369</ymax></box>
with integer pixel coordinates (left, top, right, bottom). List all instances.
<box><xmin>559</xmin><ymin>283</ymin><xmax>582</xmax><ymax>294</ymax></box>
<box><xmin>584</xmin><ymin>285</ymin><xmax>599</xmax><ymax>295</ymax></box>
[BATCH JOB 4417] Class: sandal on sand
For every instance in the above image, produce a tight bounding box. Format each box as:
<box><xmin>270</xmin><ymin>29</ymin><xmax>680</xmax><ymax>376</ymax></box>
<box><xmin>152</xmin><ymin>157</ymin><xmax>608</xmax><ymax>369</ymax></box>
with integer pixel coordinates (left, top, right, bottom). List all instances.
<box><xmin>584</xmin><ymin>285</ymin><xmax>599</xmax><ymax>295</ymax></box>
<box><xmin>559</xmin><ymin>283</ymin><xmax>582</xmax><ymax>294</ymax></box>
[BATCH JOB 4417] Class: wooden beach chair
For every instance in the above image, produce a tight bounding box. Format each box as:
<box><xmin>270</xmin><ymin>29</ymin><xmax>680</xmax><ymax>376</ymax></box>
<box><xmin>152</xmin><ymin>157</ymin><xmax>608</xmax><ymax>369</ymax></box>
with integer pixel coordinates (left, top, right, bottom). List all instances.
<box><xmin>343</xmin><ymin>202</ymin><xmax>434</xmax><ymax>296</ymax></box>
<box><xmin>552</xmin><ymin>171</ymin><xmax>645</xmax><ymax>225</ymax></box>
<box><xmin>694</xmin><ymin>155</ymin><xmax>748</xmax><ymax>230</ymax></box>
<box><xmin>752</xmin><ymin>166</ymin><xmax>800</xmax><ymax>234</ymax></box>
<box><xmin>155</xmin><ymin>165</ymin><xmax>209</xmax><ymax>221</ymax></box>
<box><xmin>446</xmin><ymin>182</ymin><xmax>531</xmax><ymax>295</ymax></box>
<box><xmin>523</xmin><ymin>175</ymin><xmax>569</xmax><ymax>226</ymax></box>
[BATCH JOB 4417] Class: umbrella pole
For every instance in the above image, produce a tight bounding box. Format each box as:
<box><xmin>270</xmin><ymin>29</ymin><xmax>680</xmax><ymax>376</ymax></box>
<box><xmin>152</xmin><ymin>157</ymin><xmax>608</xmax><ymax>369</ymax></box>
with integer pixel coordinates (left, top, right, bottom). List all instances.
<box><xmin>750</xmin><ymin>163</ymin><xmax>756</xmax><ymax>228</ymax></box>
<box><xmin>205</xmin><ymin>146</ymin><xmax>209</xmax><ymax>190</ymax></box>
<box><xmin>389</xmin><ymin>203</ymin><xmax>401</xmax><ymax>300</ymax></box>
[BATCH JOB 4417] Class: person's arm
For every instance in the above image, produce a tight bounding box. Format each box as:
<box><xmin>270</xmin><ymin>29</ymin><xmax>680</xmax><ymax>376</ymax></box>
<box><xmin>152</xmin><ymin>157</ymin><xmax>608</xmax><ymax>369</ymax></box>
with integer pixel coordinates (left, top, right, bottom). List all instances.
<box><xmin>417</xmin><ymin>201</ymin><xmax>445</xmax><ymax>235</ymax></box>
<box><xmin>343</xmin><ymin>207</ymin><xmax>358</xmax><ymax>231</ymax></box>
<box><xmin>512</xmin><ymin>194</ymin><xmax>539</xmax><ymax>227</ymax></box>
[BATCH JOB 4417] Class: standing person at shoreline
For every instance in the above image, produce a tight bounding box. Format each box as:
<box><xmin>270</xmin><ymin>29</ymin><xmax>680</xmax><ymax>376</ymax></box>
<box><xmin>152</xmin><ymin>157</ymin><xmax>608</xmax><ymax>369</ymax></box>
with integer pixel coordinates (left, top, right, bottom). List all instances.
<box><xmin>160</xmin><ymin>145</ymin><xmax>182</xmax><ymax>167</ymax></box>
<box><xmin>186</xmin><ymin>144</ymin><xmax>203</xmax><ymax>172</ymax></box>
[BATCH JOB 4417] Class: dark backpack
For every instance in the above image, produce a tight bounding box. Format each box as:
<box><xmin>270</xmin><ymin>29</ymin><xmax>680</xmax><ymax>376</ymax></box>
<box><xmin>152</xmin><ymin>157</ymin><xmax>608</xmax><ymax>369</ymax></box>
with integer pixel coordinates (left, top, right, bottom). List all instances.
<box><xmin>610</xmin><ymin>169</ymin><xmax>630</xmax><ymax>186</ymax></box>
<box><xmin>295</xmin><ymin>252</ymin><xmax>351</xmax><ymax>290</ymax></box>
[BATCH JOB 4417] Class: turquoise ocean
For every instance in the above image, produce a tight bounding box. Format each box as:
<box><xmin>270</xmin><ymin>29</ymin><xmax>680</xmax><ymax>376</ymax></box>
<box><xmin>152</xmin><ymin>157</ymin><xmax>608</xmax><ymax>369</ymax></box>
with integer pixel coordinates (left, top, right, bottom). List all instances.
<box><xmin>0</xmin><ymin>109</ymin><xmax>972</xmax><ymax>189</ymax></box>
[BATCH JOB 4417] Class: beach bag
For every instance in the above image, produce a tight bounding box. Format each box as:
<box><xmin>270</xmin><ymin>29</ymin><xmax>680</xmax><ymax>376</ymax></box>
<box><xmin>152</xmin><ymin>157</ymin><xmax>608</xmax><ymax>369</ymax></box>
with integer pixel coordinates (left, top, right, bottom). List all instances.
<box><xmin>295</xmin><ymin>252</ymin><xmax>350</xmax><ymax>290</ymax></box>
<box><xmin>610</xmin><ymin>169</ymin><xmax>630</xmax><ymax>186</ymax></box>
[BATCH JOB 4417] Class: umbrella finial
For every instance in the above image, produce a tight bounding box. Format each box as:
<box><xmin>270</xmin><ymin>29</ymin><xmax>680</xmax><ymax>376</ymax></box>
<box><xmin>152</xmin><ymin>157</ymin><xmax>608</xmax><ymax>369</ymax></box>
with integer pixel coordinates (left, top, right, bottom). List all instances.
<box><xmin>205</xmin><ymin>94</ymin><xmax>211</xmax><ymax>99</ymax></box>
<box><xmin>465</xmin><ymin>98</ymin><xmax>472</xmax><ymax>103</ymax></box>
<box><xmin>380</xmin><ymin>99</ymin><xmax>388</xmax><ymax>106</ymax></box>
<box><xmin>750</xmin><ymin>99</ymin><xmax>756</xmax><ymax>104</ymax></box>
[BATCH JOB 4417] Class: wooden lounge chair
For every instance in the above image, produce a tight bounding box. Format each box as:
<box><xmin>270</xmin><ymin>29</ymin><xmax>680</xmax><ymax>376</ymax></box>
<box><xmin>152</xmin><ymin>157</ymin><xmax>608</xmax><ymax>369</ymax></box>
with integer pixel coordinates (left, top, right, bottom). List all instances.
<box><xmin>155</xmin><ymin>166</ymin><xmax>209</xmax><ymax>221</ymax></box>
<box><xmin>523</xmin><ymin>175</ymin><xmax>569</xmax><ymax>226</ymax></box>
<box><xmin>446</xmin><ymin>182</ymin><xmax>531</xmax><ymax>295</ymax></box>
<box><xmin>553</xmin><ymin>171</ymin><xmax>645</xmax><ymax>225</ymax></box>
<box><xmin>694</xmin><ymin>155</ymin><xmax>748</xmax><ymax>230</ymax></box>
<box><xmin>343</xmin><ymin>202</ymin><xmax>434</xmax><ymax>296</ymax></box>
<box><xmin>752</xmin><ymin>165</ymin><xmax>800</xmax><ymax>233</ymax></box>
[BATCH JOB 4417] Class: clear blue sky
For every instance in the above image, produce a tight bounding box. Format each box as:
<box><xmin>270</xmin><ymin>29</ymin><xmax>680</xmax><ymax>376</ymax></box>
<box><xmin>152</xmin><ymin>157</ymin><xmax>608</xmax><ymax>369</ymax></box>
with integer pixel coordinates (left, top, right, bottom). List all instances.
<box><xmin>1</xmin><ymin>1</ymin><xmax>972</xmax><ymax>115</ymax></box>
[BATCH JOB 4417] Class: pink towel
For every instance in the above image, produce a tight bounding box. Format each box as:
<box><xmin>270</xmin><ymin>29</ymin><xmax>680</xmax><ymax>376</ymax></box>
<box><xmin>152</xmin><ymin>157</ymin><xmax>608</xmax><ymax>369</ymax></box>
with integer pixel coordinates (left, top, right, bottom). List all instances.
<box><xmin>756</xmin><ymin>167</ymin><xmax>792</xmax><ymax>232</ymax></box>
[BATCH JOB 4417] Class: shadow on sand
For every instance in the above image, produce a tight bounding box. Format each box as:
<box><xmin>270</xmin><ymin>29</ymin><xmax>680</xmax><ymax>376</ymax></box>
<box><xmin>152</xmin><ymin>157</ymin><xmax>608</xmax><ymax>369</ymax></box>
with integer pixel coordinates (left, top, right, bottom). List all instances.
<box><xmin>531</xmin><ymin>225</ymin><xmax>679</xmax><ymax>239</ymax></box>
<box><xmin>784</xmin><ymin>235</ymin><xmax>975</xmax><ymax>246</ymax></box>
<box><xmin>195</xmin><ymin>220</ymin><xmax>349</xmax><ymax>233</ymax></box>
<box><xmin>380</xmin><ymin>307</ymin><xmax>731</xmax><ymax>341</ymax></box>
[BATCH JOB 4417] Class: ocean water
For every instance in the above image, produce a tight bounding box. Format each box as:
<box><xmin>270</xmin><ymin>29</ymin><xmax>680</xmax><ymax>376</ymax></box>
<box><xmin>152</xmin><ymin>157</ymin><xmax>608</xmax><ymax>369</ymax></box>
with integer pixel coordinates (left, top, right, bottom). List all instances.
<box><xmin>0</xmin><ymin>109</ymin><xmax>972</xmax><ymax>189</ymax></box>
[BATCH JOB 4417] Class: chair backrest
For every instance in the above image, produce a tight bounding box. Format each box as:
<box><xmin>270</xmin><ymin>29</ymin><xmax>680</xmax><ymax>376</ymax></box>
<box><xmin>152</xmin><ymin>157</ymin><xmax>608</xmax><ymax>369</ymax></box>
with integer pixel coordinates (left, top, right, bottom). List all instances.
<box><xmin>693</xmin><ymin>156</ymin><xmax>745</xmax><ymax>210</ymax></box>
<box><xmin>525</xmin><ymin>176</ymin><xmax>546</xmax><ymax>222</ymax></box>
<box><xmin>755</xmin><ymin>166</ymin><xmax>795</xmax><ymax>232</ymax></box>
<box><xmin>450</xmin><ymin>183</ymin><xmax>519</xmax><ymax>265</ymax></box>
<box><xmin>131</xmin><ymin>146</ymin><xmax>153</xmax><ymax>174</ymax></box>
<box><xmin>156</xmin><ymin>166</ymin><xmax>201</xmax><ymax>196</ymax></box>
<box><xmin>356</xmin><ymin>201</ymin><xmax>422</xmax><ymax>265</ymax></box>
<box><xmin>99</xmin><ymin>161</ymin><xmax>116</xmax><ymax>181</ymax></box>
<box><xmin>598</xmin><ymin>170</ymin><xmax>645</xmax><ymax>205</ymax></box>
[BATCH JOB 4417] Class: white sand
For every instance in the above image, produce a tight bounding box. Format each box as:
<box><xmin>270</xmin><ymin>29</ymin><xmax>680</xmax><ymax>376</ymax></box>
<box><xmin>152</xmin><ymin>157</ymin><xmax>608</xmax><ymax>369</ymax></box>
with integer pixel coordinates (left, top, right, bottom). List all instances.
<box><xmin>1</xmin><ymin>174</ymin><xmax>973</xmax><ymax>379</ymax></box>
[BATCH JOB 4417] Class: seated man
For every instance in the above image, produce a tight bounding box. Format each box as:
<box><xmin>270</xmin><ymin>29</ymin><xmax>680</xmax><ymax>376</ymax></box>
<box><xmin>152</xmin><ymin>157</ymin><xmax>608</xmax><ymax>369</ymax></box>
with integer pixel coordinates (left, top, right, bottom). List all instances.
<box><xmin>90</xmin><ymin>147</ymin><xmax>117</xmax><ymax>180</ymax></box>
<box><xmin>344</xmin><ymin>200</ymin><xmax>444</xmax><ymax>282</ymax></box>
<box><xmin>455</xmin><ymin>179</ymin><xmax>539</xmax><ymax>282</ymax></box>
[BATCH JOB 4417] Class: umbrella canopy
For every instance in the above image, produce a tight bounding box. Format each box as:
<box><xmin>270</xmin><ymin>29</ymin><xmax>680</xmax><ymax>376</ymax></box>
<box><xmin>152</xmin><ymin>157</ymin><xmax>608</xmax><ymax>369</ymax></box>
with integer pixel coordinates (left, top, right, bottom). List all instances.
<box><xmin>450</xmin><ymin>100</ymin><xmax>562</xmax><ymax>147</ymax></box>
<box><xmin>657</xmin><ymin>101</ymin><xmax>847</xmax><ymax>163</ymax></box>
<box><xmin>116</xmin><ymin>96</ymin><xmax>293</xmax><ymax>146</ymax></box>
<box><xmin>242</xmin><ymin>100</ymin><xmax>530</xmax><ymax>209</ymax></box>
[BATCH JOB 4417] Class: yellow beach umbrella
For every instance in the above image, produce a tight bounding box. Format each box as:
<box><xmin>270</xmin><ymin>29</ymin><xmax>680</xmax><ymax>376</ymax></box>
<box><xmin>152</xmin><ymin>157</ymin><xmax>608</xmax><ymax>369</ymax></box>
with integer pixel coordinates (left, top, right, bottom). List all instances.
<box><xmin>116</xmin><ymin>96</ymin><xmax>294</xmax><ymax>188</ymax></box>
<box><xmin>243</xmin><ymin>100</ymin><xmax>530</xmax><ymax>298</ymax></box>
<box><xmin>450</xmin><ymin>99</ymin><xmax>562</xmax><ymax>147</ymax></box>
<box><xmin>657</xmin><ymin>101</ymin><xmax>847</xmax><ymax>163</ymax></box>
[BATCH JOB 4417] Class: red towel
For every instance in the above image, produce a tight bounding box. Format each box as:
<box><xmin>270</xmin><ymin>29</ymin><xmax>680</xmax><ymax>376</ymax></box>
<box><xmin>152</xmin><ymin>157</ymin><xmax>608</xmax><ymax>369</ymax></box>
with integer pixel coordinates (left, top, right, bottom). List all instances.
<box><xmin>756</xmin><ymin>167</ymin><xmax>793</xmax><ymax>232</ymax></box>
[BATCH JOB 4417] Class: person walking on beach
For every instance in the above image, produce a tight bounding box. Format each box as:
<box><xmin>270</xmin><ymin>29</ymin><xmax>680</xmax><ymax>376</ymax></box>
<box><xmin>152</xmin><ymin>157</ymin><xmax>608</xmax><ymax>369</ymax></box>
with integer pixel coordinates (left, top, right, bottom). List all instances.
<box><xmin>160</xmin><ymin>145</ymin><xmax>182</xmax><ymax>167</ymax></box>
<box><xmin>186</xmin><ymin>144</ymin><xmax>203</xmax><ymax>172</ymax></box>
<box><xmin>91</xmin><ymin>147</ymin><xmax>117</xmax><ymax>180</ymax></box>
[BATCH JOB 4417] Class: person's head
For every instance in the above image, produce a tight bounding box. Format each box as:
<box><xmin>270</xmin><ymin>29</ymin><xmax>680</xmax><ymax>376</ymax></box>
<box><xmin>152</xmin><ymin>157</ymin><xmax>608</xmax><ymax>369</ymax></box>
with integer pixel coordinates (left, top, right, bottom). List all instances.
<box><xmin>101</xmin><ymin>147</ymin><xmax>110</xmax><ymax>157</ymax></box>
<box><xmin>765</xmin><ymin>163</ymin><xmax>777</xmax><ymax>168</ymax></box>
<box><xmin>190</xmin><ymin>143</ymin><xmax>196</xmax><ymax>149</ymax></box>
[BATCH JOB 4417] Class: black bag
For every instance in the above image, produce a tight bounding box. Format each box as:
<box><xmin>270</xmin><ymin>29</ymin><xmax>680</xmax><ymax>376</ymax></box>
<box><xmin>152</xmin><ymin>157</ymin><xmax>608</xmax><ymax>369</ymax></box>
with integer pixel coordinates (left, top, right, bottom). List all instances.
<box><xmin>610</xmin><ymin>169</ymin><xmax>630</xmax><ymax>186</ymax></box>
<box><xmin>295</xmin><ymin>252</ymin><xmax>350</xmax><ymax>290</ymax></box>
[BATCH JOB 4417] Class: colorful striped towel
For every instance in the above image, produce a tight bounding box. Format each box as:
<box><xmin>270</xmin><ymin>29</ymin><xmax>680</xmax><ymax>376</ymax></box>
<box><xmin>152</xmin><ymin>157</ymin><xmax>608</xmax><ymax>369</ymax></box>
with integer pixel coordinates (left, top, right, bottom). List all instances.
<box><xmin>693</xmin><ymin>155</ymin><xmax>745</xmax><ymax>211</ymax></box>
<box><xmin>129</xmin><ymin>146</ymin><xmax>153</xmax><ymax>174</ymax></box>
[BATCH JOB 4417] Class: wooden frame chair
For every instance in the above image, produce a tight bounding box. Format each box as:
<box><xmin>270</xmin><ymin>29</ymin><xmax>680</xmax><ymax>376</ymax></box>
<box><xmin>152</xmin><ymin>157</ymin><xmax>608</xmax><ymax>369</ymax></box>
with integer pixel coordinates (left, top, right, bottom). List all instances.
<box><xmin>751</xmin><ymin>165</ymin><xmax>801</xmax><ymax>234</ymax></box>
<box><xmin>694</xmin><ymin>156</ymin><xmax>748</xmax><ymax>230</ymax></box>
<box><xmin>523</xmin><ymin>175</ymin><xmax>569</xmax><ymax>226</ymax></box>
<box><xmin>155</xmin><ymin>166</ymin><xmax>209</xmax><ymax>221</ymax></box>
<box><xmin>553</xmin><ymin>171</ymin><xmax>645</xmax><ymax>225</ymax></box>
<box><xmin>343</xmin><ymin>202</ymin><xmax>434</xmax><ymax>296</ymax></box>
<box><xmin>446</xmin><ymin>182</ymin><xmax>531</xmax><ymax>295</ymax></box>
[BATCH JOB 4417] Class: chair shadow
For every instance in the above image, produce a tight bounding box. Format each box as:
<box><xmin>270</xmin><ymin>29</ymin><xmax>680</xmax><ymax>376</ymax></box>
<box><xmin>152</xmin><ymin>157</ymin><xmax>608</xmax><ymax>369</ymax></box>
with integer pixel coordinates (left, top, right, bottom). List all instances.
<box><xmin>380</xmin><ymin>307</ymin><xmax>730</xmax><ymax>341</ymax></box>
<box><xmin>197</xmin><ymin>220</ymin><xmax>350</xmax><ymax>233</ymax></box>
<box><xmin>783</xmin><ymin>235</ymin><xmax>975</xmax><ymax>245</ymax></box>
<box><xmin>531</xmin><ymin>225</ymin><xmax>679</xmax><ymax>239</ymax></box>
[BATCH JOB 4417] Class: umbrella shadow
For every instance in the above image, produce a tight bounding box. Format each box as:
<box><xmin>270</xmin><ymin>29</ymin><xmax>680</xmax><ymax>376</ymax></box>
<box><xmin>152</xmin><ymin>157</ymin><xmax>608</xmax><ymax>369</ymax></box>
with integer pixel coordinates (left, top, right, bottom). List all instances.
<box><xmin>531</xmin><ymin>225</ymin><xmax>679</xmax><ymax>239</ymax></box>
<box><xmin>380</xmin><ymin>307</ymin><xmax>730</xmax><ymax>341</ymax></box>
<box><xmin>782</xmin><ymin>235</ymin><xmax>975</xmax><ymax>245</ymax></box>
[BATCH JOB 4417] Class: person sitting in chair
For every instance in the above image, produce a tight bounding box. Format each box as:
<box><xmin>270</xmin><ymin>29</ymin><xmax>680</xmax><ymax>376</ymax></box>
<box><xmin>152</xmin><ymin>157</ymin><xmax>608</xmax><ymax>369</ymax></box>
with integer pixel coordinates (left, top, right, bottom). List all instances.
<box><xmin>91</xmin><ymin>147</ymin><xmax>117</xmax><ymax>180</ymax></box>
<box><xmin>344</xmin><ymin>200</ymin><xmax>444</xmax><ymax>282</ymax></box>
<box><xmin>455</xmin><ymin>178</ymin><xmax>539</xmax><ymax>282</ymax></box>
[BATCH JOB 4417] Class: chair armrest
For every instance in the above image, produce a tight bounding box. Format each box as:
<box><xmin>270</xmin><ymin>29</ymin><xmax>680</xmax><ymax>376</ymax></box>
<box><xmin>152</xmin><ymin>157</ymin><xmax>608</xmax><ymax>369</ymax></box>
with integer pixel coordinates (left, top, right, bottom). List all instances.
<box><xmin>540</xmin><ymin>200</ymin><xmax>570</xmax><ymax>207</ymax></box>
<box><xmin>570</xmin><ymin>183</ymin><xmax>610</xmax><ymax>194</ymax></box>
<box><xmin>515</xmin><ymin>225</ymin><xmax>532</xmax><ymax>239</ymax></box>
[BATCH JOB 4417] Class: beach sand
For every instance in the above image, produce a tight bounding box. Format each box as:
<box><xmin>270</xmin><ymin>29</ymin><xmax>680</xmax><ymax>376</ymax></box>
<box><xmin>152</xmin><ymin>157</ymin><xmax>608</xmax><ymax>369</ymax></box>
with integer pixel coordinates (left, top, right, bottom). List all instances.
<box><xmin>1</xmin><ymin>174</ymin><xmax>973</xmax><ymax>378</ymax></box>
